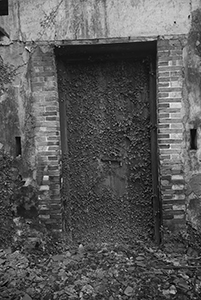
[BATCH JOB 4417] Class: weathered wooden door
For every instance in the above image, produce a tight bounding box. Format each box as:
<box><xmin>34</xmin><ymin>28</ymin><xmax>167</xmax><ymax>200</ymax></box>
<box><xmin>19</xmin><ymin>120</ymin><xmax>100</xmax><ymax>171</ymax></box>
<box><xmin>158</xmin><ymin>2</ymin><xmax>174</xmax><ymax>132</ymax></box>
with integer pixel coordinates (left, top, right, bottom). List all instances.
<box><xmin>57</xmin><ymin>49</ymin><xmax>158</xmax><ymax>243</ymax></box>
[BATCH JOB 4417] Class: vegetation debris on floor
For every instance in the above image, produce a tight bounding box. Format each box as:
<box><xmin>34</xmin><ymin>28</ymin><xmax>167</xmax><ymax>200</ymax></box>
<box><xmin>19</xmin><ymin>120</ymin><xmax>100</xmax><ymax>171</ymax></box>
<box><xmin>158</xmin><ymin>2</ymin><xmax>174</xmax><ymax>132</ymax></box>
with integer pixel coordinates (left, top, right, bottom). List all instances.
<box><xmin>1</xmin><ymin>239</ymin><xmax>201</xmax><ymax>300</ymax></box>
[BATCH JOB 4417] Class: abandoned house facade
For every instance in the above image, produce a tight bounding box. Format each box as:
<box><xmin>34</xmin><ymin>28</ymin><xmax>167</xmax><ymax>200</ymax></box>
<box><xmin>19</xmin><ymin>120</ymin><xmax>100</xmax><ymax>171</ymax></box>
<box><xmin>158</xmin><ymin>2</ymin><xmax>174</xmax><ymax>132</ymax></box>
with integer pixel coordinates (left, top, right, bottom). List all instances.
<box><xmin>1</xmin><ymin>0</ymin><xmax>201</xmax><ymax>243</ymax></box>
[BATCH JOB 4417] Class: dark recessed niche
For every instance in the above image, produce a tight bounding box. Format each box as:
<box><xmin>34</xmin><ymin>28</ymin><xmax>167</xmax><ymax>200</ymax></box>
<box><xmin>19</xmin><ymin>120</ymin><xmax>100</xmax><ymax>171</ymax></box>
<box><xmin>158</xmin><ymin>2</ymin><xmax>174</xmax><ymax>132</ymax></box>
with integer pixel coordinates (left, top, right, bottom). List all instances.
<box><xmin>0</xmin><ymin>0</ymin><xmax>8</xmax><ymax>16</ymax></box>
<box><xmin>190</xmin><ymin>128</ymin><xmax>197</xmax><ymax>150</ymax></box>
<box><xmin>15</xmin><ymin>136</ymin><xmax>22</xmax><ymax>157</ymax></box>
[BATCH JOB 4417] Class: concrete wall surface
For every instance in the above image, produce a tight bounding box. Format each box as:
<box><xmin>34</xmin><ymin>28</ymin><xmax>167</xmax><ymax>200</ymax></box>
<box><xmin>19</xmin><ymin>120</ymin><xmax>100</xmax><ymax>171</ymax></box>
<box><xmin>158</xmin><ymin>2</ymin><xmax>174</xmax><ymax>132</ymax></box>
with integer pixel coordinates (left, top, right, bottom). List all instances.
<box><xmin>0</xmin><ymin>0</ymin><xmax>200</xmax><ymax>41</ymax></box>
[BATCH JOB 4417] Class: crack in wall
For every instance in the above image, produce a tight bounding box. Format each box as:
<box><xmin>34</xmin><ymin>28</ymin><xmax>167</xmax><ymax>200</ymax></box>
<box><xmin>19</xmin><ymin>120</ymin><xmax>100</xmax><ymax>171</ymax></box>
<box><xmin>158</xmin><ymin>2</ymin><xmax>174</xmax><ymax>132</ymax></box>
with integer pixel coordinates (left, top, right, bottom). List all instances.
<box><xmin>39</xmin><ymin>0</ymin><xmax>65</xmax><ymax>40</ymax></box>
<box><xmin>17</xmin><ymin>0</ymin><xmax>24</xmax><ymax>42</ymax></box>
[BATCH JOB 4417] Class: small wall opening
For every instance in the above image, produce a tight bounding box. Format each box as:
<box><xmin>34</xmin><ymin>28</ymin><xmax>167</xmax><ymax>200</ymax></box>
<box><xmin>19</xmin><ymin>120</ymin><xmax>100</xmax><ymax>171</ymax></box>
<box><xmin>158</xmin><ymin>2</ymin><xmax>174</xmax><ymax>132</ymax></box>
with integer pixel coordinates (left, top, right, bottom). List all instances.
<box><xmin>0</xmin><ymin>0</ymin><xmax>8</xmax><ymax>16</ymax></box>
<box><xmin>190</xmin><ymin>129</ymin><xmax>197</xmax><ymax>150</ymax></box>
<box><xmin>15</xmin><ymin>136</ymin><xmax>22</xmax><ymax>157</ymax></box>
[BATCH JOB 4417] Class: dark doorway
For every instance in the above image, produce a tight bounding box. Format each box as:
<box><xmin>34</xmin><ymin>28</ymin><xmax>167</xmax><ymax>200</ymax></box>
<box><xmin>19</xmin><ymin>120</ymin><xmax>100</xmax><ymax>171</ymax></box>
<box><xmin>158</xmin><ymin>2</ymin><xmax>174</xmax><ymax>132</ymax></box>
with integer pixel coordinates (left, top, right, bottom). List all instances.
<box><xmin>55</xmin><ymin>42</ymin><xmax>160</xmax><ymax>244</ymax></box>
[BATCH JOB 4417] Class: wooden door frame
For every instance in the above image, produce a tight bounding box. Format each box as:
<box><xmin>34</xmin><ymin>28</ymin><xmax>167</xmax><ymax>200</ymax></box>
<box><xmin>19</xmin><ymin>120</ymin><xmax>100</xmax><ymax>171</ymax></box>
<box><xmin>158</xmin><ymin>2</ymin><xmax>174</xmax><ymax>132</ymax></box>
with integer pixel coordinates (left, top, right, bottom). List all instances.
<box><xmin>55</xmin><ymin>41</ymin><xmax>161</xmax><ymax>244</ymax></box>
<box><xmin>149</xmin><ymin>57</ymin><xmax>162</xmax><ymax>244</ymax></box>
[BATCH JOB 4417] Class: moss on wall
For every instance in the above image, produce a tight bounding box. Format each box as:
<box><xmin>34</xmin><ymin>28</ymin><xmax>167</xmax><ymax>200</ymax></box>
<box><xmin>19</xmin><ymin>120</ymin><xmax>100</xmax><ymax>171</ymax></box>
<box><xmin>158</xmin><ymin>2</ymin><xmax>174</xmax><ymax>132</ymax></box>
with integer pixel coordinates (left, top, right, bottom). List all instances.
<box><xmin>0</xmin><ymin>56</ymin><xmax>19</xmax><ymax>155</ymax></box>
<box><xmin>0</xmin><ymin>151</ymin><xmax>39</xmax><ymax>247</ymax></box>
<box><xmin>0</xmin><ymin>56</ymin><xmax>15</xmax><ymax>94</ymax></box>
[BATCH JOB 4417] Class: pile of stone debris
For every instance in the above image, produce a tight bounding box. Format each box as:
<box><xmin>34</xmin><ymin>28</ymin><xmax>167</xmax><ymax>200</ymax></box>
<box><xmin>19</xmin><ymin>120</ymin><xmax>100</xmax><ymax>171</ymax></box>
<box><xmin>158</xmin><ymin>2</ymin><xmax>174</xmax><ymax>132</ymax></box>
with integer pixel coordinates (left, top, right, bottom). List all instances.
<box><xmin>0</xmin><ymin>239</ymin><xmax>201</xmax><ymax>300</ymax></box>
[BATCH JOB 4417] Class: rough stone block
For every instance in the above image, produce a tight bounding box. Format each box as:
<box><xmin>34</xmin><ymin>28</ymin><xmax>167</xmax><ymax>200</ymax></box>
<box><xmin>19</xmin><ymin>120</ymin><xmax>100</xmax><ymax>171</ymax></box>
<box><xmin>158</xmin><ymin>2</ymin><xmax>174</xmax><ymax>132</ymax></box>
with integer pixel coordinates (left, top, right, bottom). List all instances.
<box><xmin>39</xmin><ymin>185</ymin><xmax>50</xmax><ymax>191</ymax></box>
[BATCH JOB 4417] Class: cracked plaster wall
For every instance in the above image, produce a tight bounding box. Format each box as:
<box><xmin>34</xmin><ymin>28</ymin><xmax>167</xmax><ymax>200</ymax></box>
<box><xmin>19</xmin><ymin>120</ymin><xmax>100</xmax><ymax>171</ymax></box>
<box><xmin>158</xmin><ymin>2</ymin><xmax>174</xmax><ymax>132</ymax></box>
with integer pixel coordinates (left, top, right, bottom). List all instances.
<box><xmin>183</xmin><ymin>8</ymin><xmax>201</xmax><ymax>231</ymax></box>
<box><xmin>0</xmin><ymin>0</ymin><xmax>199</xmax><ymax>41</ymax></box>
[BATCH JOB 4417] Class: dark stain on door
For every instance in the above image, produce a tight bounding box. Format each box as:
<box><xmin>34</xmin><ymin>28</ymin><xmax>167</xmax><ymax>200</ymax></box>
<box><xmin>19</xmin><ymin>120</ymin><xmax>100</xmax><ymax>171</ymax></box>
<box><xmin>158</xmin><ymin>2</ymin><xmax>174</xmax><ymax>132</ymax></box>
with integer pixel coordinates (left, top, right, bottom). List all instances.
<box><xmin>56</xmin><ymin>44</ymin><xmax>158</xmax><ymax>243</ymax></box>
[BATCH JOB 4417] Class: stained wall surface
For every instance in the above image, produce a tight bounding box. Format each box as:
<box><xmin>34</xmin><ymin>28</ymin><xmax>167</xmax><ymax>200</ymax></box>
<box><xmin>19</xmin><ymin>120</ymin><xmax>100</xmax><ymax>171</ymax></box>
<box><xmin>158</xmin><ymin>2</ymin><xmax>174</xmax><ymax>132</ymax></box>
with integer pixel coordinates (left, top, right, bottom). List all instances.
<box><xmin>0</xmin><ymin>0</ymin><xmax>199</xmax><ymax>41</ymax></box>
<box><xmin>0</xmin><ymin>0</ymin><xmax>201</xmax><ymax>234</ymax></box>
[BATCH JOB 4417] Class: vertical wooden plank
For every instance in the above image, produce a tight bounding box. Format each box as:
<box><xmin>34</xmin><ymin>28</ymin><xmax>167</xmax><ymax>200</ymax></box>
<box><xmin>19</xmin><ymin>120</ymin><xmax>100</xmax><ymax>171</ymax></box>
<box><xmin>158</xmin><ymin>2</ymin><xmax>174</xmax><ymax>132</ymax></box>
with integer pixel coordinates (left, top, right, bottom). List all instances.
<box><xmin>149</xmin><ymin>56</ymin><xmax>162</xmax><ymax>244</ymax></box>
<box><xmin>57</xmin><ymin>60</ymin><xmax>72</xmax><ymax>243</ymax></box>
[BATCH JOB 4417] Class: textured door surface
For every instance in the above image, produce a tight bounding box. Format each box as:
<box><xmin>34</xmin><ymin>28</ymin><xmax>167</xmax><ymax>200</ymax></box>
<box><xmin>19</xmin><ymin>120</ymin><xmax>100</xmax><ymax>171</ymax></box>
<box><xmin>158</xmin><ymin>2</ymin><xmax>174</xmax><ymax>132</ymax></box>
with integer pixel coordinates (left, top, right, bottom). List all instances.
<box><xmin>58</xmin><ymin>56</ymin><xmax>154</xmax><ymax>243</ymax></box>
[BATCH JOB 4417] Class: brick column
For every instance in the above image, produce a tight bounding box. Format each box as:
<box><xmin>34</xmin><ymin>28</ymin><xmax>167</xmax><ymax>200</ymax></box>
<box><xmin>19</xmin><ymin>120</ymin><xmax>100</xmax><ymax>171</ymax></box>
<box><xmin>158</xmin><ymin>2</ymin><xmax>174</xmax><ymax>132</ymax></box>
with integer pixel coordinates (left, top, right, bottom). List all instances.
<box><xmin>30</xmin><ymin>45</ymin><xmax>61</xmax><ymax>231</ymax></box>
<box><xmin>157</xmin><ymin>38</ymin><xmax>186</xmax><ymax>231</ymax></box>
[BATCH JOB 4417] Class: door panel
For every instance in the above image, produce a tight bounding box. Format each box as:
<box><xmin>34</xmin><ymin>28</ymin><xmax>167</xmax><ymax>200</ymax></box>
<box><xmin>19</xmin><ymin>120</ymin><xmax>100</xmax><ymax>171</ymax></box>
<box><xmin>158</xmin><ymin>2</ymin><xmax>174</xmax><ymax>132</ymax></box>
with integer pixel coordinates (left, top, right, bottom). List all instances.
<box><xmin>59</xmin><ymin>57</ymin><xmax>154</xmax><ymax>243</ymax></box>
